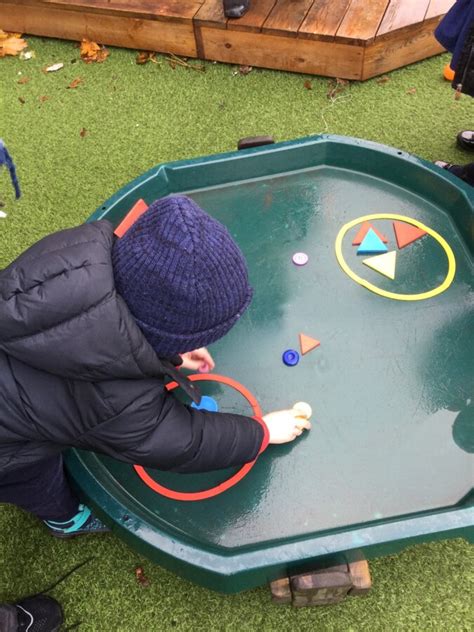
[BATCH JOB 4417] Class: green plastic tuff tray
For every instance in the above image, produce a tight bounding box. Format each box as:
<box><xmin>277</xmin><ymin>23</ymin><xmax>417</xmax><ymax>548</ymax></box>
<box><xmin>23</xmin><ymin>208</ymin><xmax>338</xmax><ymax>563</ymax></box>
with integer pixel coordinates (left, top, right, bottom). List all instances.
<box><xmin>66</xmin><ymin>135</ymin><xmax>474</xmax><ymax>593</ymax></box>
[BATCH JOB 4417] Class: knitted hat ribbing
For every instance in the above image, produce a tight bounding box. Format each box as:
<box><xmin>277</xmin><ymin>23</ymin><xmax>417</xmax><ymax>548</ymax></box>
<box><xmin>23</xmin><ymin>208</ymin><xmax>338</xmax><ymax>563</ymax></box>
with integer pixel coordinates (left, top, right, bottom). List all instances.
<box><xmin>112</xmin><ymin>195</ymin><xmax>253</xmax><ymax>357</ymax></box>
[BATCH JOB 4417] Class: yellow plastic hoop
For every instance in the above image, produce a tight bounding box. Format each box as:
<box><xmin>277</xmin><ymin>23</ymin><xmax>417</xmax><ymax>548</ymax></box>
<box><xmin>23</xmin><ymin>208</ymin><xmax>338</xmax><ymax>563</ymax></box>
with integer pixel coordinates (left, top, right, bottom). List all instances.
<box><xmin>335</xmin><ymin>213</ymin><xmax>456</xmax><ymax>301</ymax></box>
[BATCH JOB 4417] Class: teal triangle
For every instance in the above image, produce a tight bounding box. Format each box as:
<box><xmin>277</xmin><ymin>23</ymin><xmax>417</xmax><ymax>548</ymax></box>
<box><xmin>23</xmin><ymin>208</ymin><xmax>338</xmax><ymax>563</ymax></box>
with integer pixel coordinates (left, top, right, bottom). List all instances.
<box><xmin>357</xmin><ymin>228</ymin><xmax>388</xmax><ymax>255</ymax></box>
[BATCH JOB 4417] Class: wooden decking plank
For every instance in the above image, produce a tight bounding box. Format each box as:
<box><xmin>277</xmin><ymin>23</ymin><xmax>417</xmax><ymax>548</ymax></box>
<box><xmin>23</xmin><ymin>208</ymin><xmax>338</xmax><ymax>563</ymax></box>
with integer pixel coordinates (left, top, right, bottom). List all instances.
<box><xmin>363</xmin><ymin>17</ymin><xmax>444</xmax><ymax>78</ymax></box>
<box><xmin>0</xmin><ymin>1</ymin><xmax>198</xmax><ymax>54</ymax></box>
<box><xmin>194</xmin><ymin>0</ymin><xmax>227</xmax><ymax>28</ymax></box>
<box><xmin>336</xmin><ymin>0</ymin><xmax>391</xmax><ymax>44</ymax></box>
<box><xmin>262</xmin><ymin>0</ymin><xmax>315</xmax><ymax>38</ymax></box>
<box><xmin>299</xmin><ymin>0</ymin><xmax>352</xmax><ymax>42</ymax></box>
<box><xmin>42</xmin><ymin>0</ymin><xmax>203</xmax><ymax>22</ymax></box>
<box><xmin>377</xmin><ymin>0</ymin><xmax>431</xmax><ymax>36</ymax></box>
<box><xmin>227</xmin><ymin>0</ymin><xmax>277</xmax><ymax>33</ymax></box>
<box><xmin>425</xmin><ymin>0</ymin><xmax>455</xmax><ymax>19</ymax></box>
<box><xmin>200</xmin><ymin>24</ymin><xmax>364</xmax><ymax>76</ymax></box>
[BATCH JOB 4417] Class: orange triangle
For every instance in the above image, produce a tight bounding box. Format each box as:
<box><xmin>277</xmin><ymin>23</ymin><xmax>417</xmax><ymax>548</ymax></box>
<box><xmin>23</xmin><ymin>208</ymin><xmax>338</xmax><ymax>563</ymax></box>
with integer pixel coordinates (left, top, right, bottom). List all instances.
<box><xmin>393</xmin><ymin>221</ymin><xmax>426</xmax><ymax>249</ymax></box>
<box><xmin>299</xmin><ymin>333</ymin><xmax>320</xmax><ymax>355</ymax></box>
<box><xmin>114</xmin><ymin>199</ymin><xmax>149</xmax><ymax>238</ymax></box>
<box><xmin>352</xmin><ymin>221</ymin><xmax>388</xmax><ymax>246</ymax></box>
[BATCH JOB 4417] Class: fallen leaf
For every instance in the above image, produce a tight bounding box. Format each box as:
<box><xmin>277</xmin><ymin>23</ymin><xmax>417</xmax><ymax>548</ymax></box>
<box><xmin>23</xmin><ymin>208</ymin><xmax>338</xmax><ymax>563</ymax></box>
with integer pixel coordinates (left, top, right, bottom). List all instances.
<box><xmin>80</xmin><ymin>127</ymin><xmax>87</xmax><ymax>138</ymax></box>
<box><xmin>165</xmin><ymin>53</ymin><xmax>205</xmax><ymax>73</ymax></box>
<box><xmin>45</xmin><ymin>62</ymin><xmax>64</xmax><ymax>72</ymax></box>
<box><xmin>0</xmin><ymin>30</ymin><xmax>22</xmax><ymax>40</ymax></box>
<box><xmin>303</xmin><ymin>79</ymin><xmax>312</xmax><ymax>90</ymax></box>
<box><xmin>80</xmin><ymin>39</ymin><xmax>109</xmax><ymax>63</ymax></box>
<box><xmin>135</xmin><ymin>566</ymin><xmax>150</xmax><ymax>587</ymax></box>
<box><xmin>239</xmin><ymin>65</ymin><xmax>252</xmax><ymax>75</ymax></box>
<box><xmin>406</xmin><ymin>87</ymin><xmax>417</xmax><ymax>95</ymax></box>
<box><xmin>67</xmin><ymin>77</ymin><xmax>83</xmax><ymax>89</ymax></box>
<box><xmin>136</xmin><ymin>51</ymin><xmax>156</xmax><ymax>64</ymax></box>
<box><xmin>327</xmin><ymin>77</ymin><xmax>349</xmax><ymax>99</ymax></box>
<box><xmin>17</xmin><ymin>76</ymin><xmax>30</xmax><ymax>84</ymax></box>
<box><xmin>0</xmin><ymin>32</ymin><xmax>28</xmax><ymax>57</ymax></box>
<box><xmin>376</xmin><ymin>75</ymin><xmax>390</xmax><ymax>84</ymax></box>
<box><xmin>18</xmin><ymin>96</ymin><xmax>25</xmax><ymax>104</ymax></box>
<box><xmin>20</xmin><ymin>50</ymin><xmax>34</xmax><ymax>60</ymax></box>
<box><xmin>39</xmin><ymin>95</ymin><xmax>49</xmax><ymax>103</ymax></box>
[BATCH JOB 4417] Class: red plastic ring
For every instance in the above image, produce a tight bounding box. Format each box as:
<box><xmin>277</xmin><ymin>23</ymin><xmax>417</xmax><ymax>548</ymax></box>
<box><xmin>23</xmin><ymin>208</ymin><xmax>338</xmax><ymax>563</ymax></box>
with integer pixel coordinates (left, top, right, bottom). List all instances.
<box><xmin>134</xmin><ymin>374</ymin><xmax>263</xmax><ymax>501</ymax></box>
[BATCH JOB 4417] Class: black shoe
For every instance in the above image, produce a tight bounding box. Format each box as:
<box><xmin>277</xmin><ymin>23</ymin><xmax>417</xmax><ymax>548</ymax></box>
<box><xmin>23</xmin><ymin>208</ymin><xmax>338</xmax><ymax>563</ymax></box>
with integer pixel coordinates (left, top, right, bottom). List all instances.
<box><xmin>457</xmin><ymin>130</ymin><xmax>474</xmax><ymax>152</ymax></box>
<box><xmin>223</xmin><ymin>0</ymin><xmax>250</xmax><ymax>18</ymax></box>
<box><xmin>16</xmin><ymin>595</ymin><xmax>63</xmax><ymax>632</ymax></box>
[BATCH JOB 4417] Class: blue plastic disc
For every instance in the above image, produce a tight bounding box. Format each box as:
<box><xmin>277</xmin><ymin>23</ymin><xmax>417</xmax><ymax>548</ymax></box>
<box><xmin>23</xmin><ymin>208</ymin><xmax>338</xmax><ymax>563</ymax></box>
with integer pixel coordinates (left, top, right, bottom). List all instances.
<box><xmin>282</xmin><ymin>349</ymin><xmax>300</xmax><ymax>367</ymax></box>
<box><xmin>191</xmin><ymin>395</ymin><xmax>219</xmax><ymax>412</ymax></box>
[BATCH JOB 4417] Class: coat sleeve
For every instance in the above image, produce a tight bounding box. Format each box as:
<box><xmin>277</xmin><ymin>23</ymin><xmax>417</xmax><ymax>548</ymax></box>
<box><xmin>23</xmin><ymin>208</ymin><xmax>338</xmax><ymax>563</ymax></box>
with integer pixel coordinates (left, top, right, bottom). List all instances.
<box><xmin>76</xmin><ymin>378</ymin><xmax>269</xmax><ymax>473</ymax></box>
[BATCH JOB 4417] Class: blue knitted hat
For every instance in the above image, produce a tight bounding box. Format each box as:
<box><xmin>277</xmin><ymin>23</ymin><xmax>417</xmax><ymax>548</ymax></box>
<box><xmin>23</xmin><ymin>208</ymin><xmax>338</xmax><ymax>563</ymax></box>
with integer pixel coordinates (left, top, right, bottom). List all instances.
<box><xmin>112</xmin><ymin>195</ymin><xmax>253</xmax><ymax>357</ymax></box>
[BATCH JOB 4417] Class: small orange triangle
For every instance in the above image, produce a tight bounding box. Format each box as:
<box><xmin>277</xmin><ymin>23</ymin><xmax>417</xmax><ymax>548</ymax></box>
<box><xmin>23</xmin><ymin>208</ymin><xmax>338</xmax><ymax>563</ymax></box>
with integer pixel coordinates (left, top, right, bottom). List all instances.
<box><xmin>352</xmin><ymin>221</ymin><xmax>388</xmax><ymax>246</ymax></box>
<box><xmin>299</xmin><ymin>333</ymin><xmax>320</xmax><ymax>355</ymax></box>
<box><xmin>393</xmin><ymin>221</ymin><xmax>426</xmax><ymax>249</ymax></box>
<box><xmin>114</xmin><ymin>199</ymin><xmax>149</xmax><ymax>238</ymax></box>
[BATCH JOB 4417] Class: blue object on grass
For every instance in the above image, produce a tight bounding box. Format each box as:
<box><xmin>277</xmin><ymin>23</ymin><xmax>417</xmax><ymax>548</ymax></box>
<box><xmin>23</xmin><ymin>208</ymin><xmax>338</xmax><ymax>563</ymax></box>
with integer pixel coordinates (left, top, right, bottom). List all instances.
<box><xmin>357</xmin><ymin>228</ymin><xmax>388</xmax><ymax>255</ymax></box>
<box><xmin>191</xmin><ymin>395</ymin><xmax>219</xmax><ymax>412</ymax></box>
<box><xmin>282</xmin><ymin>349</ymin><xmax>300</xmax><ymax>366</ymax></box>
<box><xmin>0</xmin><ymin>140</ymin><xmax>21</xmax><ymax>199</ymax></box>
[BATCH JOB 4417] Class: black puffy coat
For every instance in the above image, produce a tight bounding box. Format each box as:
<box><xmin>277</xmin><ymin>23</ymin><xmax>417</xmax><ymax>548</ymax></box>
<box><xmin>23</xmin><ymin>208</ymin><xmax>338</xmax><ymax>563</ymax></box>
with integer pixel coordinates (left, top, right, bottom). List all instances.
<box><xmin>0</xmin><ymin>221</ymin><xmax>266</xmax><ymax>475</ymax></box>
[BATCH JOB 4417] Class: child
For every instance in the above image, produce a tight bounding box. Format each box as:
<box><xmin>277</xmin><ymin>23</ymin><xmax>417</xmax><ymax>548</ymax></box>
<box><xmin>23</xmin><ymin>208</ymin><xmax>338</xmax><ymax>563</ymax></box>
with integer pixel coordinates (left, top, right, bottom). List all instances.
<box><xmin>0</xmin><ymin>195</ymin><xmax>310</xmax><ymax>537</ymax></box>
<box><xmin>434</xmin><ymin>0</ymin><xmax>474</xmax><ymax>185</ymax></box>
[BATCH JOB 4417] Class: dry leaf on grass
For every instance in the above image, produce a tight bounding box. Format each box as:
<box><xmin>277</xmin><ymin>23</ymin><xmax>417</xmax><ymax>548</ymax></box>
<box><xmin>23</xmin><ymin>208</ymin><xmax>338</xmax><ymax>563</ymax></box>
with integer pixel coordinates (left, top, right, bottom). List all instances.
<box><xmin>165</xmin><ymin>53</ymin><xmax>205</xmax><ymax>73</ymax></box>
<box><xmin>17</xmin><ymin>76</ymin><xmax>30</xmax><ymax>84</ymax></box>
<box><xmin>134</xmin><ymin>566</ymin><xmax>150</xmax><ymax>587</ymax></box>
<box><xmin>80</xmin><ymin>128</ymin><xmax>87</xmax><ymax>138</ymax></box>
<box><xmin>45</xmin><ymin>62</ymin><xmax>64</xmax><ymax>72</ymax></box>
<box><xmin>239</xmin><ymin>65</ymin><xmax>252</xmax><ymax>75</ymax></box>
<box><xmin>39</xmin><ymin>95</ymin><xmax>49</xmax><ymax>103</ymax></box>
<box><xmin>20</xmin><ymin>50</ymin><xmax>34</xmax><ymax>60</ymax></box>
<box><xmin>18</xmin><ymin>96</ymin><xmax>25</xmax><ymax>104</ymax></box>
<box><xmin>136</xmin><ymin>51</ymin><xmax>157</xmax><ymax>64</ymax></box>
<box><xmin>0</xmin><ymin>30</ymin><xmax>22</xmax><ymax>39</ymax></box>
<box><xmin>304</xmin><ymin>79</ymin><xmax>312</xmax><ymax>90</ymax></box>
<box><xmin>0</xmin><ymin>31</ymin><xmax>28</xmax><ymax>57</ymax></box>
<box><xmin>327</xmin><ymin>78</ymin><xmax>349</xmax><ymax>99</ymax></box>
<box><xmin>406</xmin><ymin>87</ymin><xmax>417</xmax><ymax>95</ymax></box>
<box><xmin>80</xmin><ymin>39</ymin><xmax>109</xmax><ymax>63</ymax></box>
<box><xmin>376</xmin><ymin>75</ymin><xmax>390</xmax><ymax>84</ymax></box>
<box><xmin>67</xmin><ymin>77</ymin><xmax>83</xmax><ymax>89</ymax></box>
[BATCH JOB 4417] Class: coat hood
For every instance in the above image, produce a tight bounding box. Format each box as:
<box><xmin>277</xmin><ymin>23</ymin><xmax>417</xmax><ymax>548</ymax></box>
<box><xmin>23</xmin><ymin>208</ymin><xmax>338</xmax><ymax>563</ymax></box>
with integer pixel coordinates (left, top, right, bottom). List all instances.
<box><xmin>0</xmin><ymin>221</ymin><xmax>166</xmax><ymax>381</ymax></box>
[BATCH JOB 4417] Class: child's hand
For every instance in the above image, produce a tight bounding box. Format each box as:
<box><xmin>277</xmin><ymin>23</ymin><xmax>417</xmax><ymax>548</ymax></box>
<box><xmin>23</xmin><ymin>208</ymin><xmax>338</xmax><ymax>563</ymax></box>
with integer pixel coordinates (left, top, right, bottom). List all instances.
<box><xmin>263</xmin><ymin>405</ymin><xmax>312</xmax><ymax>444</ymax></box>
<box><xmin>180</xmin><ymin>347</ymin><xmax>215</xmax><ymax>373</ymax></box>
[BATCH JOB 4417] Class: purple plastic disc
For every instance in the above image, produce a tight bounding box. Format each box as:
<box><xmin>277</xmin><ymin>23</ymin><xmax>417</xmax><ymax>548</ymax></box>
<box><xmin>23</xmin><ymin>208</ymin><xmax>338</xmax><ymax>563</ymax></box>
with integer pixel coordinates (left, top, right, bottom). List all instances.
<box><xmin>292</xmin><ymin>252</ymin><xmax>309</xmax><ymax>266</ymax></box>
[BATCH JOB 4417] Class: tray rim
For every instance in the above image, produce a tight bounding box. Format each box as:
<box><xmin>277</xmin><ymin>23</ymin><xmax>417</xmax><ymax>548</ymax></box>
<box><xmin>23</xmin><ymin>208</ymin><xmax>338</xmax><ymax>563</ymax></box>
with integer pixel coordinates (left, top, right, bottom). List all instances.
<box><xmin>68</xmin><ymin>133</ymin><xmax>473</xmax><ymax>591</ymax></box>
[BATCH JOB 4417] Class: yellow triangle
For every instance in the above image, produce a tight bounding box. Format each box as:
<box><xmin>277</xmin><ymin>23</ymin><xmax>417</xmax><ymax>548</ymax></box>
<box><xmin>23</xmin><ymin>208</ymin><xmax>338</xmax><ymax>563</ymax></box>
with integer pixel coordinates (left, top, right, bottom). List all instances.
<box><xmin>362</xmin><ymin>251</ymin><xmax>397</xmax><ymax>280</ymax></box>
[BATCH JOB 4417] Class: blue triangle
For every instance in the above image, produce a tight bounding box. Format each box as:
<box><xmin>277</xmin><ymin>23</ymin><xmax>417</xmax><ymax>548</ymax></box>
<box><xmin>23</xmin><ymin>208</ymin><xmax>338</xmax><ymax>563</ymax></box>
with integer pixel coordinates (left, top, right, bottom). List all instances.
<box><xmin>357</xmin><ymin>228</ymin><xmax>388</xmax><ymax>255</ymax></box>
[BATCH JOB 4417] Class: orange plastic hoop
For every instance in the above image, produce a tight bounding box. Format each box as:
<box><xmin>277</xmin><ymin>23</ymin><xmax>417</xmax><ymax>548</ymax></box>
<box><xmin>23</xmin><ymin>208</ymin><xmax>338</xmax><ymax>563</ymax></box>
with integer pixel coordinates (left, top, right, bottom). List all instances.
<box><xmin>134</xmin><ymin>374</ymin><xmax>264</xmax><ymax>501</ymax></box>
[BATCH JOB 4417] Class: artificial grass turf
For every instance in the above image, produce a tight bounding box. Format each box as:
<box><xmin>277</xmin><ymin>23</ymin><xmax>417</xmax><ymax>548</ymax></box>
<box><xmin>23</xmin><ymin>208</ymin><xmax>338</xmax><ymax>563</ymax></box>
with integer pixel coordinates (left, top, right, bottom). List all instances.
<box><xmin>0</xmin><ymin>36</ymin><xmax>473</xmax><ymax>631</ymax></box>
